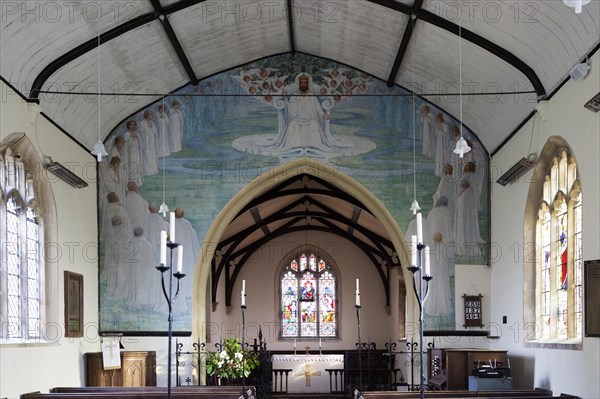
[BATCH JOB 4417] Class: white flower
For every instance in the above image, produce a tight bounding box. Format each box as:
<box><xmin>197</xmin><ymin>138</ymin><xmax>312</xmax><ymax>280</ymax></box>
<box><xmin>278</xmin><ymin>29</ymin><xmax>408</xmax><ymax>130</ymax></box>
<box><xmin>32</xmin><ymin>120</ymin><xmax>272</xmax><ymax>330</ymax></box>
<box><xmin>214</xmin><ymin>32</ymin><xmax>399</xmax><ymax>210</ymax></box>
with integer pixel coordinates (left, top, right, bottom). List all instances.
<box><xmin>220</xmin><ymin>350</ymin><xmax>229</xmax><ymax>360</ymax></box>
<box><xmin>217</xmin><ymin>360</ymin><xmax>224</xmax><ymax>368</ymax></box>
<box><xmin>235</xmin><ymin>352</ymin><xmax>243</xmax><ymax>361</ymax></box>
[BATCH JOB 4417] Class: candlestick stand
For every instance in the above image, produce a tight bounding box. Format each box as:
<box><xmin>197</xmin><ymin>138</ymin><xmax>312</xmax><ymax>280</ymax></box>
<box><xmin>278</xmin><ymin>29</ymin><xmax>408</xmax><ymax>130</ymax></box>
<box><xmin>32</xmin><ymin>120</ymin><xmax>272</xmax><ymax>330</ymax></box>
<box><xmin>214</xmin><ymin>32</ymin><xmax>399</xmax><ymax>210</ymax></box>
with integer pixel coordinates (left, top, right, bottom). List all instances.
<box><xmin>156</xmin><ymin>242</ymin><xmax>186</xmax><ymax>399</ymax></box>
<box><xmin>241</xmin><ymin>302</ymin><xmax>247</xmax><ymax>398</ymax></box>
<box><xmin>408</xmin><ymin>242</ymin><xmax>433</xmax><ymax>399</ymax></box>
<box><xmin>355</xmin><ymin>303</ymin><xmax>363</xmax><ymax>391</ymax></box>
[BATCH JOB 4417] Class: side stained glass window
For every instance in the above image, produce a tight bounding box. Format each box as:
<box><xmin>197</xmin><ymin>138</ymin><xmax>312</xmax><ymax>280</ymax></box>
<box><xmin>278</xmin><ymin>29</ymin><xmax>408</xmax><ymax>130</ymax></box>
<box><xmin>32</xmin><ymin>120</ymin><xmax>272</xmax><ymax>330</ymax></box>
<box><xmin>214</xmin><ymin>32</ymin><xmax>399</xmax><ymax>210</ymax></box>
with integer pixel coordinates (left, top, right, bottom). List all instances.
<box><xmin>281</xmin><ymin>254</ymin><xmax>336</xmax><ymax>338</ymax></box>
<box><xmin>536</xmin><ymin>149</ymin><xmax>582</xmax><ymax>341</ymax></box>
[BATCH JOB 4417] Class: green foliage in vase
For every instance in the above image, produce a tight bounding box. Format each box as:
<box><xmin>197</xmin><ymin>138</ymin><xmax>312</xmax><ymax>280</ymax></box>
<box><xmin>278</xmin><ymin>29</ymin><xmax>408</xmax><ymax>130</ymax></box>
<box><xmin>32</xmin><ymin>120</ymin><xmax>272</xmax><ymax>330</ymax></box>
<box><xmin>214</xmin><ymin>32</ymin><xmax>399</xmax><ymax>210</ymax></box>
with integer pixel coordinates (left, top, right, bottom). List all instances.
<box><xmin>205</xmin><ymin>337</ymin><xmax>260</xmax><ymax>379</ymax></box>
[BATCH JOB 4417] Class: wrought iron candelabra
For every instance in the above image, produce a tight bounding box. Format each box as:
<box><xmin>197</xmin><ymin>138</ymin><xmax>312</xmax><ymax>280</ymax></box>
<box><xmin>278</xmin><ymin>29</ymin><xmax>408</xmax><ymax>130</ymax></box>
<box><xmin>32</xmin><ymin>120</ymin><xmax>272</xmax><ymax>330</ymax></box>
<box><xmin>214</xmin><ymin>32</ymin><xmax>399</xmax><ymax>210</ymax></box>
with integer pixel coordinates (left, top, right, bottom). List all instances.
<box><xmin>156</xmin><ymin>241</ymin><xmax>186</xmax><ymax>399</ymax></box>
<box><xmin>241</xmin><ymin>300</ymin><xmax>248</xmax><ymax>398</ymax></box>
<box><xmin>408</xmin><ymin>239</ymin><xmax>433</xmax><ymax>399</ymax></box>
<box><xmin>355</xmin><ymin>302</ymin><xmax>363</xmax><ymax>391</ymax></box>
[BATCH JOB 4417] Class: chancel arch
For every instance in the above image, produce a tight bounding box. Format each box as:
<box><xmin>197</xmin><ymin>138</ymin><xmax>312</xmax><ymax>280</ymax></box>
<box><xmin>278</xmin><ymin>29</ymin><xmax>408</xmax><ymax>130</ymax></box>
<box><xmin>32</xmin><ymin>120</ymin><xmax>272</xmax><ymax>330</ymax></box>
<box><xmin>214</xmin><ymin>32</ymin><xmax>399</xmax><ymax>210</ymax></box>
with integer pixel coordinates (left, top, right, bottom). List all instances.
<box><xmin>193</xmin><ymin>158</ymin><xmax>412</xmax><ymax>344</ymax></box>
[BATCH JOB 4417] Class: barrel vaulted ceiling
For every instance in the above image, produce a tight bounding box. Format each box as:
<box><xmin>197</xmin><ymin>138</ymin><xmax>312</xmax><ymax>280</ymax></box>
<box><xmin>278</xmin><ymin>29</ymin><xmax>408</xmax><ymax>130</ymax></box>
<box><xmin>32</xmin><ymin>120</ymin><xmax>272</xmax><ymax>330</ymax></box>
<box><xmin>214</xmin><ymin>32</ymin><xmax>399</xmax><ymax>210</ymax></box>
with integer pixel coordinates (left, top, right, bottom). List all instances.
<box><xmin>1</xmin><ymin>0</ymin><xmax>599</xmax><ymax>155</ymax></box>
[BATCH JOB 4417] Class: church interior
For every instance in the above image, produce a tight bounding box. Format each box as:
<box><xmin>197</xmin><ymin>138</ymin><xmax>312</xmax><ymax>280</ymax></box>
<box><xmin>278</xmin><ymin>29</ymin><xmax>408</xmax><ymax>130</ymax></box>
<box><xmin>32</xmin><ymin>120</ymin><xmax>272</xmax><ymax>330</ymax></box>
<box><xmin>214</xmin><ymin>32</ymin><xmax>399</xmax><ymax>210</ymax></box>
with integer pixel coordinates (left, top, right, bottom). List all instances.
<box><xmin>1</xmin><ymin>1</ymin><xmax>599</xmax><ymax>398</ymax></box>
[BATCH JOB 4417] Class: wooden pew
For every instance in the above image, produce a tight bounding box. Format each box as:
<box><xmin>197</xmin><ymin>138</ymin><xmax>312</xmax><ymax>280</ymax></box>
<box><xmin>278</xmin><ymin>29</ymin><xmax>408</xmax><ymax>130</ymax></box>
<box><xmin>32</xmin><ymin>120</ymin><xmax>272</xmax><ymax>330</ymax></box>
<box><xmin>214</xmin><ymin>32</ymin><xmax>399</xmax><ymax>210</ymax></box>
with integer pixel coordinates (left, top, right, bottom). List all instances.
<box><xmin>353</xmin><ymin>389</ymin><xmax>579</xmax><ymax>399</ymax></box>
<box><xmin>22</xmin><ymin>394</ymin><xmax>246</xmax><ymax>399</ymax></box>
<box><xmin>22</xmin><ymin>386</ymin><xmax>255</xmax><ymax>399</ymax></box>
<box><xmin>50</xmin><ymin>386</ymin><xmax>253</xmax><ymax>394</ymax></box>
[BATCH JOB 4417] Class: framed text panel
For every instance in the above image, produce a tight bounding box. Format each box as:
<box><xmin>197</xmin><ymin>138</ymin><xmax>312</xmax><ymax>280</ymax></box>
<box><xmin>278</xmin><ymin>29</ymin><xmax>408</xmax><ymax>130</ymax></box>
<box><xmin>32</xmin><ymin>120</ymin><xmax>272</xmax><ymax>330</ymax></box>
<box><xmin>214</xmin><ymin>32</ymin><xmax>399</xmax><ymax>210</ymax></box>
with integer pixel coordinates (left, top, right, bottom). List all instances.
<box><xmin>65</xmin><ymin>271</ymin><xmax>84</xmax><ymax>337</ymax></box>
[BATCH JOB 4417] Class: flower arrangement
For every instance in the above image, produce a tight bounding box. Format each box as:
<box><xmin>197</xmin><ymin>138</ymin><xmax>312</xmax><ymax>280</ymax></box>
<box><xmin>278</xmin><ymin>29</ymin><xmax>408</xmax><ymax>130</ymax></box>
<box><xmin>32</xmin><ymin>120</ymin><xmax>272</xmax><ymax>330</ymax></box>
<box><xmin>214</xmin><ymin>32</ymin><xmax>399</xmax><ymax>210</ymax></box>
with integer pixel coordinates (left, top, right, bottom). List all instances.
<box><xmin>205</xmin><ymin>337</ymin><xmax>260</xmax><ymax>380</ymax></box>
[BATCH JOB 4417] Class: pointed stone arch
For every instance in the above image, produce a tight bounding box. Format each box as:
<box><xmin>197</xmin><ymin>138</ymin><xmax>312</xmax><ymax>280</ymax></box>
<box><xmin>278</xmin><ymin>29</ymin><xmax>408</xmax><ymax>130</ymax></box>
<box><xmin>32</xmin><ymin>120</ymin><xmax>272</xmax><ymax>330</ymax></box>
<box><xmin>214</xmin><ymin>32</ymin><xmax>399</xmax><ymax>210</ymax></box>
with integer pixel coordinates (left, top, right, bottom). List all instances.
<box><xmin>192</xmin><ymin>157</ymin><xmax>412</xmax><ymax>341</ymax></box>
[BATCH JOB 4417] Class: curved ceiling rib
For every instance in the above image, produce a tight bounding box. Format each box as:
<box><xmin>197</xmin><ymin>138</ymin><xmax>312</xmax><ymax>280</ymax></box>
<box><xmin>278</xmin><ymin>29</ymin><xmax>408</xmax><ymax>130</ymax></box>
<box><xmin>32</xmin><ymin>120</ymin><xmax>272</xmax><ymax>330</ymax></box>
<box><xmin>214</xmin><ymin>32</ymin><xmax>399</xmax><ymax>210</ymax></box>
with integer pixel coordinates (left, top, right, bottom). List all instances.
<box><xmin>363</xmin><ymin>0</ymin><xmax>546</xmax><ymax>97</ymax></box>
<box><xmin>28</xmin><ymin>0</ymin><xmax>547</xmax><ymax>106</ymax></box>
<box><xmin>29</xmin><ymin>12</ymin><xmax>156</xmax><ymax>100</ymax></box>
<box><xmin>417</xmin><ymin>9</ymin><xmax>547</xmax><ymax>97</ymax></box>
<box><xmin>28</xmin><ymin>0</ymin><xmax>210</xmax><ymax>101</ymax></box>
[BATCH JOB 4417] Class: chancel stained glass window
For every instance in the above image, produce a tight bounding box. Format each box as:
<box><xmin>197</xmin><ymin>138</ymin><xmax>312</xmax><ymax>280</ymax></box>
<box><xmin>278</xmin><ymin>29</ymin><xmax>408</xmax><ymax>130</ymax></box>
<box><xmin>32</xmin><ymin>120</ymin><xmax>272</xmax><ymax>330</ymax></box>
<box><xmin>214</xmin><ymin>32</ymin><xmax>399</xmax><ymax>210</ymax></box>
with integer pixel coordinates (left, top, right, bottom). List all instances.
<box><xmin>281</xmin><ymin>254</ymin><xmax>336</xmax><ymax>338</ymax></box>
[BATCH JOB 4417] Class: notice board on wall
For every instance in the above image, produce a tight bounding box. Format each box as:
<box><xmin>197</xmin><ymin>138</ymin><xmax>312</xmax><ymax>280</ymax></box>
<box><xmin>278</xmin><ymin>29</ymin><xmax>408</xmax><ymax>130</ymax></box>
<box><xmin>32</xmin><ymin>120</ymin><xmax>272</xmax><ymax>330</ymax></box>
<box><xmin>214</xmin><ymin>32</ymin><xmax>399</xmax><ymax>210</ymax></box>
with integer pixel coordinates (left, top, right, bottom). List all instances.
<box><xmin>585</xmin><ymin>260</ymin><xmax>600</xmax><ymax>337</ymax></box>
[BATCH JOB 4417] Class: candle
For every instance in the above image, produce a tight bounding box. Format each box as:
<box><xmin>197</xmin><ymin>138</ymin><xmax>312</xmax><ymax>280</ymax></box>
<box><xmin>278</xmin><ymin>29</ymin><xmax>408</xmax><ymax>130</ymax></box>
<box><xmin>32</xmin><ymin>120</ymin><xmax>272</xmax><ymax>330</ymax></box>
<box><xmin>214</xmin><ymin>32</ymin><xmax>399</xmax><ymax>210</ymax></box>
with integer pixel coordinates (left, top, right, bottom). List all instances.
<box><xmin>241</xmin><ymin>279</ymin><xmax>246</xmax><ymax>307</ymax></box>
<box><xmin>294</xmin><ymin>338</ymin><xmax>296</xmax><ymax>349</ymax></box>
<box><xmin>416</xmin><ymin>212</ymin><xmax>423</xmax><ymax>244</ymax></box>
<box><xmin>160</xmin><ymin>230</ymin><xmax>167</xmax><ymax>265</ymax></box>
<box><xmin>424</xmin><ymin>246</ymin><xmax>431</xmax><ymax>276</ymax></box>
<box><xmin>411</xmin><ymin>235</ymin><xmax>417</xmax><ymax>266</ymax></box>
<box><xmin>355</xmin><ymin>279</ymin><xmax>361</xmax><ymax>307</ymax></box>
<box><xmin>176</xmin><ymin>245</ymin><xmax>183</xmax><ymax>273</ymax></box>
<box><xmin>169</xmin><ymin>212</ymin><xmax>176</xmax><ymax>242</ymax></box>
<box><xmin>319</xmin><ymin>338</ymin><xmax>322</xmax><ymax>349</ymax></box>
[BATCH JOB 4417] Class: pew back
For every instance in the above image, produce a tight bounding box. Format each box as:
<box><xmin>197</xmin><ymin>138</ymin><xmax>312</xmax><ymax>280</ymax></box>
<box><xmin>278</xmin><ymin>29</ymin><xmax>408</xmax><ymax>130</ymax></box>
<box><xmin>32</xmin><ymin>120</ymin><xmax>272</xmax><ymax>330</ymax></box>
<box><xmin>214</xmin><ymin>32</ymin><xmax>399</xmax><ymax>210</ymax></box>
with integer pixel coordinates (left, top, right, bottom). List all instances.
<box><xmin>22</xmin><ymin>386</ymin><xmax>255</xmax><ymax>399</ymax></box>
<box><xmin>354</xmin><ymin>389</ymin><xmax>578</xmax><ymax>399</ymax></box>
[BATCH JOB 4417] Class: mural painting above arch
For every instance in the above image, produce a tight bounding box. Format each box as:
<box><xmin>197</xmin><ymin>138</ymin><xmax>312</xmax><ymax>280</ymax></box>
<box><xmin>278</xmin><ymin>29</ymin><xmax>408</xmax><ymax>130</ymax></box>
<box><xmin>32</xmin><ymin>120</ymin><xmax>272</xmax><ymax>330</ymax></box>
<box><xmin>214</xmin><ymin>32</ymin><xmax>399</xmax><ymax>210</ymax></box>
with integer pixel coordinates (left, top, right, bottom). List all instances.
<box><xmin>98</xmin><ymin>53</ymin><xmax>490</xmax><ymax>333</ymax></box>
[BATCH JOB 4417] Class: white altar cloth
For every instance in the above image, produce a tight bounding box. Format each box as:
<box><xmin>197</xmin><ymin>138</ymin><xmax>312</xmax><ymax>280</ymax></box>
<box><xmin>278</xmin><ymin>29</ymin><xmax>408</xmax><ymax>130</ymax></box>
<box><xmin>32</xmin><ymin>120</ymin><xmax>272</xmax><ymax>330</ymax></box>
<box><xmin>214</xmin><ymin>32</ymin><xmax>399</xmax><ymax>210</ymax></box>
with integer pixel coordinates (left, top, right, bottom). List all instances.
<box><xmin>271</xmin><ymin>354</ymin><xmax>344</xmax><ymax>393</ymax></box>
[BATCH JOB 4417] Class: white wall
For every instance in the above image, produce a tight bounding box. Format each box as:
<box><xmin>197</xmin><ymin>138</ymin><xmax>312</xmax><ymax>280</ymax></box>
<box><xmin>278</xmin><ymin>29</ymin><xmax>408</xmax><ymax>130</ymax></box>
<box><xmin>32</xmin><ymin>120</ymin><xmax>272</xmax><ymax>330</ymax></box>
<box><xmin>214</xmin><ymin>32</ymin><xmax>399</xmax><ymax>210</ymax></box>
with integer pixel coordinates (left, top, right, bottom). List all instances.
<box><xmin>490</xmin><ymin>52</ymin><xmax>600</xmax><ymax>397</ymax></box>
<box><xmin>209</xmin><ymin>231</ymin><xmax>394</xmax><ymax>351</ymax></box>
<box><xmin>0</xmin><ymin>81</ymin><xmax>99</xmax><ymax>398</ymax></box>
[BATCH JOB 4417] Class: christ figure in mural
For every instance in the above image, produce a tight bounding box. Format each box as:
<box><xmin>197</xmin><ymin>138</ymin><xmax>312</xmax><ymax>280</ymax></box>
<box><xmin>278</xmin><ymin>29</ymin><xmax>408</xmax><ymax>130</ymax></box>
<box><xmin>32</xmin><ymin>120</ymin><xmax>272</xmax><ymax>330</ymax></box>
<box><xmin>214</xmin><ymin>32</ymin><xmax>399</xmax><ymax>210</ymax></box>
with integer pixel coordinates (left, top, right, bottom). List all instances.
<box><xmin>270</xmin><ymin>73</ymin><xmax>340</xmax><ymax>151</ymax></box>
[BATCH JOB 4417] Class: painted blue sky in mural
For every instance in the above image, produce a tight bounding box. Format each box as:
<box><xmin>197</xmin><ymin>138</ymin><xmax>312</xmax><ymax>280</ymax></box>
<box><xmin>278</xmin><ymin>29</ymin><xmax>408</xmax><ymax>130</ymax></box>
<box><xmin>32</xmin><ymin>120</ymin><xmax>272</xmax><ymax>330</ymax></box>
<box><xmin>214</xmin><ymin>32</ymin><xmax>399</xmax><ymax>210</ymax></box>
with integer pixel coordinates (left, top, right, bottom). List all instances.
<box><xmin>98</xmin><ymin>54</ymin><xmax>489</xmax><ymax>332</ymax></box>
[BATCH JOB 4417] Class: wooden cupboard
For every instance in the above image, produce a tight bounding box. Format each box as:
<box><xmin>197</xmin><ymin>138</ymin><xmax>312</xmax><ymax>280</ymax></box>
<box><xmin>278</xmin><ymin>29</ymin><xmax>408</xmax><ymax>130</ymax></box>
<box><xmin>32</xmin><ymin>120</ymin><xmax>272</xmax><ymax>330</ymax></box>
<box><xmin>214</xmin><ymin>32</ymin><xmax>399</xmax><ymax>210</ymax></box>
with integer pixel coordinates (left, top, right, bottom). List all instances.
<box><xmin>84</xmin><ymin>351</ymin><xmax>156</xmax><ymax>387</ymax></box>
<box><xmin>427</xmin><ymin>348</ymin><xmax>508</xmax><ymax>390</ymax></box>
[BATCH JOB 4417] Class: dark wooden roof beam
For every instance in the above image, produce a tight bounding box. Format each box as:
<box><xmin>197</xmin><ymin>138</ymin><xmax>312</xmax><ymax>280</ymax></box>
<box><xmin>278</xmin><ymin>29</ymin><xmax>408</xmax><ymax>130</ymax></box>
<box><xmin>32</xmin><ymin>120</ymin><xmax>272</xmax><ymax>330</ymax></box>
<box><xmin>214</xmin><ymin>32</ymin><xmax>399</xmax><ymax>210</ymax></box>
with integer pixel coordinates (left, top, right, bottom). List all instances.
<box><xmin>150</xmin><ymin>0</ymin><xmax>199</xmax><ymax>85</ymax></box>
<box><xmin>386</xmin><ymin>0</ymin><xmax>424</xmax><ymax>87</ymax></box>
<box><xmin>418</xmin><ymin>9</ymin><xmax>546</xmax><ymax>97</ymax></box>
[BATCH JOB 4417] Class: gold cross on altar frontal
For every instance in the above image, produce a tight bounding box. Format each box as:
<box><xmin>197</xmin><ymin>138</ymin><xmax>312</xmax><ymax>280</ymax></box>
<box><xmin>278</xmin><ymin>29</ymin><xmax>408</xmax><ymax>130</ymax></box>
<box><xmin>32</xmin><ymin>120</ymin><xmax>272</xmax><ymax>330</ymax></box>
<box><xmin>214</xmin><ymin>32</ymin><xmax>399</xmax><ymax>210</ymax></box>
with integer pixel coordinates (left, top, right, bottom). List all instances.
<box><xmin>296</xmin><ymin>361</ymin><xmax>321</xmax><ymax>387</ymax></box>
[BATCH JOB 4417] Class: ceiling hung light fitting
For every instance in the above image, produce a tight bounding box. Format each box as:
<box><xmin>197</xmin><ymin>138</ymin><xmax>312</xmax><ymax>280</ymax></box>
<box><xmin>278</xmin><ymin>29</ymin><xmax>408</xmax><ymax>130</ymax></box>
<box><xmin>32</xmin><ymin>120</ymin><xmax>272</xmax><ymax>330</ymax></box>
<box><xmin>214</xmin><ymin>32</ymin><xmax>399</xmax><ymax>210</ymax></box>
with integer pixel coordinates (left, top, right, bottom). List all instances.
<box><xmin>569</xmin><ymin>61</ymin><xmax>591</xmax><ymax>81</ymax></box>
<box><xmin>91</xmin><ymin>20</ymin><xmax>108</xmax><ymax>162</ymax></box>
<box><xmin>453</xmin><ymin>1</ymin><xmax>471</xmax><ymax>159</ymax></box>
<box><xmin>563</xmin><ymin>0</ymin><xmax>591</xmax><ymax>14</ymax></box>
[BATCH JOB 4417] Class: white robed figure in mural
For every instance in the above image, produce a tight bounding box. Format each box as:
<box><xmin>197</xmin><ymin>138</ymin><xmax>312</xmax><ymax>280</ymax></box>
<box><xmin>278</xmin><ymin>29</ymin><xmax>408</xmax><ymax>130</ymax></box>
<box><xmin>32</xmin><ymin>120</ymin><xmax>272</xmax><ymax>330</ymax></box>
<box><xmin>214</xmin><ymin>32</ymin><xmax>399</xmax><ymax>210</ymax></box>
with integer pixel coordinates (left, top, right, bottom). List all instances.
<box><xmin>125</xmin><ymin>182</ymin><xmax>150</xmax><ymax>234</ymax></box>
<box><xmin>127</xmin><ymin>227</ymin><xmax>157</xmax><ymax>309</ymax></box>
<box><xmin>156</xmin><ymin>104</ymin><xmax>171</xmax><ymax>158</ymax></box>
<box><xmin>173</xmin><ymin>207</ymin><xmax>200</xmax><ymax>312</ymax></box>
<box><xmin>455</xmin><ymin>173</ymin><xmax>484</xmax><ymax>258</ymax></box>
<box><xmin>104</xmin><ymin>215</ymin><xmax>131</xmax><ymax>300</ymax></box>
<box><xmin>140</xmin><ymin>110</ymin><xmax>159</xmax><ymax>176</ymax></box>
<box><xmin>426</xmin><ymin>197</ymin><xmax>455</xmax><ymax>316</ymax></box>
<box><xmin>124</xmin><ymin>120</ymin><xmax>144</xmax><ymax>187</ymax></box>
<box><xmin>419</xmin><ymin>104</ymin><xmax>434</xmax><ymax>157</ymax></box>
<box><xmin>101</xmin><ymin>192</ymin><xmax>131</xmax><ymax>242</ymax></box>
<box><xmin>169</xmin><ymin>100</ymin><xmax>183</xmax><ymax>153</ymax></box>
<box><xmin>433</xmin><ymin>164</ymin><xmax>457</xmax><ymax>224</ymax></box>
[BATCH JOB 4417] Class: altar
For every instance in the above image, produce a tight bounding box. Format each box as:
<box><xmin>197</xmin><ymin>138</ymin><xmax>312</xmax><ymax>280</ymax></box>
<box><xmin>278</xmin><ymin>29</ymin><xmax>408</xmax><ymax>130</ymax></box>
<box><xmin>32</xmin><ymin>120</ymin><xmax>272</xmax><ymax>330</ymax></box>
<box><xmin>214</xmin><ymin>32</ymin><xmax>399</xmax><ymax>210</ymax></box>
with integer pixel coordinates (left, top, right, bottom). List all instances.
<box><xmin>271</xmin><ymin>354</ymin><xmax>344</xmax><ymax>393</ymax></box>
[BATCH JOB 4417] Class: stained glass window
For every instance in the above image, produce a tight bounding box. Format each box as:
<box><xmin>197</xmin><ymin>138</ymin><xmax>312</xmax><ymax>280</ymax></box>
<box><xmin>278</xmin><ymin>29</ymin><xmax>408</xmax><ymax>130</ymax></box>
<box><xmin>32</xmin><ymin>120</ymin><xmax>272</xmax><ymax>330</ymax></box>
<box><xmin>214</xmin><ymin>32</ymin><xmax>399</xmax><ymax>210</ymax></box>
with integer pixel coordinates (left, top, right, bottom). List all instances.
<box><xmin>6</xmin><ymin>197</ymin><xmax>22</xmax><ymax>339</ymax></box>
<box><xmin>540</xmin><ymin>204</ymin><xmax>551</xmax><ymax>339</ymax></box>
<box><xmin>1</xmin><ymin>148</ymin><xmax>44</xmax><ymax>342</ymax></box>
<box><xmin>26</xmin><ymin>206</ymin><xmax>41</xmax><ymax>338</ymax></box>
<box><xmin>281</xmin><ymin>254</ymin><xmax>336</xmax><ymax>338</ymax></box>
<box><xmin>535</xmin><ymin>149</ymin><xmax>582</xmax><ymax>342</ymax></box>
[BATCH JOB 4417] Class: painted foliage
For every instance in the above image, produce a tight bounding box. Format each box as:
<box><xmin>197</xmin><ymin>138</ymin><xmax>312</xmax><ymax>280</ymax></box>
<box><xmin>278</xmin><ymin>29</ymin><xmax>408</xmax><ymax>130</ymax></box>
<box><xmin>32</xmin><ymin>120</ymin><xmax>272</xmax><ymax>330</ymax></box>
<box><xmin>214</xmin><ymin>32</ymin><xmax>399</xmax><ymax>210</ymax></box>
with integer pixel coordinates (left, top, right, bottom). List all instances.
<box><xmin>98</xmin><ymin>54</ymin><xmax>489</xmax><ymax>332</ymax></box>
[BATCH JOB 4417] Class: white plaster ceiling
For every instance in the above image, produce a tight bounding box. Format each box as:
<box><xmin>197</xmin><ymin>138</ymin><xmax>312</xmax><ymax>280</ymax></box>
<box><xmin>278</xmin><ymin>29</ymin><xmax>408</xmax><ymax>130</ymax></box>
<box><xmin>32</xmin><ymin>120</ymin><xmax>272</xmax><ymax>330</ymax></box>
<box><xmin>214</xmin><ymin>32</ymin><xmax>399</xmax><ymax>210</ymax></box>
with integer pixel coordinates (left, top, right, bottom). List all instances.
<box><xmin>1</xmin><ymin>0</ymin><xmax>599</xmax><ymax>154</ymax></box>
